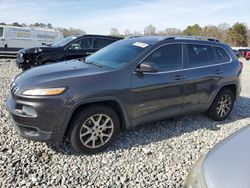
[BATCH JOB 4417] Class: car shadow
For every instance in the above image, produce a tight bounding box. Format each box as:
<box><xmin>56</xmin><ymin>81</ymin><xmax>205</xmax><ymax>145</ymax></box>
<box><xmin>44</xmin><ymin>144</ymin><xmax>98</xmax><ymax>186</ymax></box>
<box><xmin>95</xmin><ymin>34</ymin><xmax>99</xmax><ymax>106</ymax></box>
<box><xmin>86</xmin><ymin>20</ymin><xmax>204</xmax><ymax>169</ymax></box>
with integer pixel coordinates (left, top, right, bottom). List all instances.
<box><xmin>46</xmin><ymin>95</ymin><xmax>250</xmax><ymax>156</ymax></box>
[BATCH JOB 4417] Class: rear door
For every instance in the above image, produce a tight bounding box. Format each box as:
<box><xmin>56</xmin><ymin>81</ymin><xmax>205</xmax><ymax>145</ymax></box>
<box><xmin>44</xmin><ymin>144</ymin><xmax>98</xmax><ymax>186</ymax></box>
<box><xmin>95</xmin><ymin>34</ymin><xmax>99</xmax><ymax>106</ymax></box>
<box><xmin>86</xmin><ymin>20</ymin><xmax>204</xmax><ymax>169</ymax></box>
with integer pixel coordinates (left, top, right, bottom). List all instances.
<box><xmin>181</xmin><ymin>43</ymin><xmax>230</xmax><ymax>113</ymax></box>
<box><xmin>65</xmin><ymin>37</ymin><xmax>94</xmax><ymax>60</ymax></box>
<box><xmin>93</xmin><ymin>37</ymin><xmax>117</xmax><ymax>52</ymax></box>
<box><xmin>130</xmin><ymin>43</ymin><xmax>187</xmax><ymax>126</ymax></box>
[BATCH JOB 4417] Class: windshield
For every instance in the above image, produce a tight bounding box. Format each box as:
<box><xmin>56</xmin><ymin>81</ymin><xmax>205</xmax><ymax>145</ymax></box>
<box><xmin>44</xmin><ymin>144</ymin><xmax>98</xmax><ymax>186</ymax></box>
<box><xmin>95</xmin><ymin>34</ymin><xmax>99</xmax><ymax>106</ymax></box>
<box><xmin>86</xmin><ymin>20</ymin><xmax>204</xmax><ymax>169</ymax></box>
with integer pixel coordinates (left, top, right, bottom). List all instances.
<box><xmin>0</xmin><ymin>27</ymin><xmax>3</xmax><ymax>37</ymax></box>
<box><xmin>51</xmin><ymin>36</ymin><xmax>78</xmax><ymax>47</ymax></box>
<box><xmin>85</xmin><ymin>40</ymin><xmax>149</xmax><ymax>69</ymax></box>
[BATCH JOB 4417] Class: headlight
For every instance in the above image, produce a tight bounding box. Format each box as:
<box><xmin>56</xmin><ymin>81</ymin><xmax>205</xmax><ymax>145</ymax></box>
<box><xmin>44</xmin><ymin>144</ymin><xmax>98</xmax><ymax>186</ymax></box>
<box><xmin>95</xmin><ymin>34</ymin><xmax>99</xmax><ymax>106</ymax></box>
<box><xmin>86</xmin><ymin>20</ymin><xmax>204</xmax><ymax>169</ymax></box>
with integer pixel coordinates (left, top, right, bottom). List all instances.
<box><xmin>183</xmin><ymin>155</ymin><xmax>208</xmax><ymax>188</ymax></box>
<box><xmin>22</xmin><ymin>87</ymin><xmax>66</xmax><ymax>96</ymax></box>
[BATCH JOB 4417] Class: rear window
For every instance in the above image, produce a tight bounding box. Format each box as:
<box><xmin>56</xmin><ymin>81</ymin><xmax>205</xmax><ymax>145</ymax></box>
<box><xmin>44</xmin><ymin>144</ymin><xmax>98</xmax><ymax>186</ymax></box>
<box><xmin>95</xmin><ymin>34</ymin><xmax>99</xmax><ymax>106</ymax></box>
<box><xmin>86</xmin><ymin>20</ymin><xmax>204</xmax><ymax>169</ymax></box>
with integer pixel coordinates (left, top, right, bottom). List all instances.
<box><xmin>187</xmin><ymin>44</ymin><xmax>215</xmax><ymax>68</ymax></box>
<box><xmin>0</xmin><ymin>27</ymin><xmax>3</xmax><ymax>37</ymax></box>
<box><xmin>214</xmin><ymin>47</ymin><xmax>231</xmax><ymax>63</ymax></box>
<box><xmin>93</xmin><ymin>38</ymin><xmax>115</xmax><ymax>49</ymax></box>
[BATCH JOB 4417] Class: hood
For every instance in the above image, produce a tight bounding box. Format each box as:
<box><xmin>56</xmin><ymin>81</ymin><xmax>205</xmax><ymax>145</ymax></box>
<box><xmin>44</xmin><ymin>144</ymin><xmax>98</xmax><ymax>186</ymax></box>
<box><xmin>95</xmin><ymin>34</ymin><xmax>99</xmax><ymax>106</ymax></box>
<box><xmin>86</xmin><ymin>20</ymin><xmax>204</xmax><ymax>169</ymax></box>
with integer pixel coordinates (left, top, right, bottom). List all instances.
<box><xmin>15</xmin><ymin>59</ymin><xmax>110</xmax><ymax>94</ymax></box>
<box><xmin>18</xmin><ymin>46</ymin><xmax>59</xmax><ymax>54</ymax></box>
<box><xmin>203</xmin><ymin>125</ymin><xmax>250</xmax><ymax>188</ymax></box>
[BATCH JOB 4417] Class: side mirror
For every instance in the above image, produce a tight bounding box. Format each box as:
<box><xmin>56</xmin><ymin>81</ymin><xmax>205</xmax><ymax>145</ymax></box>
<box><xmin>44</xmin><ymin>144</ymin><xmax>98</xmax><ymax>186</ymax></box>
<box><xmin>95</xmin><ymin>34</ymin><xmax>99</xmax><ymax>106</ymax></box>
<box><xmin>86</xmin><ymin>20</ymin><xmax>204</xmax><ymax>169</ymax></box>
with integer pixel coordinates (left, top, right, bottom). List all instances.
<box><xmin>136</xmin><ymin>62</ymin><xmax>159</xmax><ymax>73</ymax></box>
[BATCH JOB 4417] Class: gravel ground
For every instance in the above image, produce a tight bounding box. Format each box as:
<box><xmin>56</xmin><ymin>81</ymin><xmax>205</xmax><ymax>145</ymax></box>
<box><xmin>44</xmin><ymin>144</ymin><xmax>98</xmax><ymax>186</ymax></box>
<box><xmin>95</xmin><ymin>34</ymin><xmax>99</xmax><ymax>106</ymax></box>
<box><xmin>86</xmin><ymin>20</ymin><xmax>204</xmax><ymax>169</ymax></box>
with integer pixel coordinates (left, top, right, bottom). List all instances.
<box><xmin>0</xmin><ymin>58</ymin><xmax>250</xmax><ymax>187</ymax></box>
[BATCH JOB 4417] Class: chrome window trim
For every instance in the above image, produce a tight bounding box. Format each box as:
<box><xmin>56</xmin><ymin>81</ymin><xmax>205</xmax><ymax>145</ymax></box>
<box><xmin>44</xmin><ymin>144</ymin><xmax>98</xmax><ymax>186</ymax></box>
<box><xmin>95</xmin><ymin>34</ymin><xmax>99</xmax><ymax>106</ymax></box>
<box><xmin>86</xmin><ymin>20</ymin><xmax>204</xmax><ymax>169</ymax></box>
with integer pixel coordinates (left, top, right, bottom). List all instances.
<box><xmin>133</xmin><ymin>42</ymin><xmax>232</xmax><ymax>75</ymax></box>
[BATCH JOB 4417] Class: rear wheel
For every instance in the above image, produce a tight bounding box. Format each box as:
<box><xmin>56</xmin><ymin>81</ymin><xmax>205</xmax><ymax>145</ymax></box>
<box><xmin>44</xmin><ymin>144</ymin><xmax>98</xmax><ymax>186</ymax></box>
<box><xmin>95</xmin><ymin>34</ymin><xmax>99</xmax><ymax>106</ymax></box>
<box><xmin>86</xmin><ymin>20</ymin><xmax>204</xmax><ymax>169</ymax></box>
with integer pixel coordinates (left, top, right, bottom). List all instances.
<box><xmin>206</xmin><ymin>89</ymin><xmax>235</xmax><ymax>121</ymax></box>
<box><xmin>68</xmin><ymin>105</ymin><xmax>120</xmax><ymax>154</ymax></box>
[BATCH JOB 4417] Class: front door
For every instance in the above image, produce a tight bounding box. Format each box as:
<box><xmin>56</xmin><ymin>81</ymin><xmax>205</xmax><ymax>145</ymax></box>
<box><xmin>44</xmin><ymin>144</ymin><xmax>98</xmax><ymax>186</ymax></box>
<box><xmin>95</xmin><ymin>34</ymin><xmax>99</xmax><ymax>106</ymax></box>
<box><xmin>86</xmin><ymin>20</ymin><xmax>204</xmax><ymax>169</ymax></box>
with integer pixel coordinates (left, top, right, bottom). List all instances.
<box><xmin>130</xmin><ymin>43</ymin><xmax>187</xmax><ymax>126</ymax></box>
<box><xmin>65</xmin><ymin>38</ymin><xmax>95</xmax><ymax>60</ymax></box>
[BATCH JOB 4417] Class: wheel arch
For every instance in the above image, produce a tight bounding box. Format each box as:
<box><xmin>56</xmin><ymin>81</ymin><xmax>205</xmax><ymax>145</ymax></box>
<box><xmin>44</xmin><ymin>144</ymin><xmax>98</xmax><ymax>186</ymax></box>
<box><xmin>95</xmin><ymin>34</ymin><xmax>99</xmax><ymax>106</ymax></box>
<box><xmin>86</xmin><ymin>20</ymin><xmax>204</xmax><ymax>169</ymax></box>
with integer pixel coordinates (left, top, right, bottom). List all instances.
<box><xmin>63</xmin><ymin>97</ymin><xmax>130</xmax><ymax>139</ymax></box>
<box><xmin>209</xmin><ymin>82</ymin><xmax>238</xmax><ymax>107</ymax></box>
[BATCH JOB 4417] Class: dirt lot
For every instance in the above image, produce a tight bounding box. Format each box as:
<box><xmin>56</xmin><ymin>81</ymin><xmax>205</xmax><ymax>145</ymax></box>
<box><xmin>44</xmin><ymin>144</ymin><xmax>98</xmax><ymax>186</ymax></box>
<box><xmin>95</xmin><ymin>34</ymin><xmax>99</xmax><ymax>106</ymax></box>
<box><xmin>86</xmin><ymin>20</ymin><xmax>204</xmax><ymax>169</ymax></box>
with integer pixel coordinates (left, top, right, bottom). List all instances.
<box><xmin>0</xmin><ymin>58</ymin><xmax>249</xmax><ymax>187</ymax></box>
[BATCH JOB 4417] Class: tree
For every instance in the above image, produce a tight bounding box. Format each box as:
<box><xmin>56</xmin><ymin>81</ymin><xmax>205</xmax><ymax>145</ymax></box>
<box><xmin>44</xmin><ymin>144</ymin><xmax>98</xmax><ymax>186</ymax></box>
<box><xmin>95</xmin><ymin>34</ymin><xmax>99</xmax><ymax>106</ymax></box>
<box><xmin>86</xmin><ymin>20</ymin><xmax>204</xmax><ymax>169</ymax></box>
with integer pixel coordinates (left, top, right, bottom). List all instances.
<box><xmin>201</xmin><ymin>25</ymin><xmax>221</xmax><ymax>38</ymax></box>
<box><xmin>0</xmin><ymin>22</ymin><xmax>7</xmax><ymax>25</ymax></box>
<box><xmin>144</xmin><ymin>25</ymin><xmax>156</xmax><ymax>35</ymax></box>
<box><xmin>183</xmin><ymin>24</ymin><xmax>202</xmax><ymax>36</ymax></box>
<box><xmin>228</xmin><ymin>22</ymin><xmax>248</xmax><ymax>46</ymax></box>
<box><xmin>124</xmin><ymin>29</ymin><xmax>132</xmax><ymax>37</ymax></box>
<box><xmin>110</xmin><ymin>28</ymin><xmax>120</xmax><ymax>36</ymax></box>
<box><xmin>11</xmin><ymin>22</ymin><xmax>23</xmax><ymax>27</ymax></box>
<box><xmin>47</xmin><ymin>23</ymin><xmax>53</xmax><ymax>28</ymax></box>
<box><xmin>57</xmin><ymin>27</ymin><xmax>86</xmax><ymax>37</ymax></box>
<box><xmin>164</xmin><ymin>28</ymin><xmax>182</xmax><ymax>35</ymax></box>
<box><xmin>217</xmin><ymin>23</ymin><xmax>230</xmax><ymax>31</ymax></box>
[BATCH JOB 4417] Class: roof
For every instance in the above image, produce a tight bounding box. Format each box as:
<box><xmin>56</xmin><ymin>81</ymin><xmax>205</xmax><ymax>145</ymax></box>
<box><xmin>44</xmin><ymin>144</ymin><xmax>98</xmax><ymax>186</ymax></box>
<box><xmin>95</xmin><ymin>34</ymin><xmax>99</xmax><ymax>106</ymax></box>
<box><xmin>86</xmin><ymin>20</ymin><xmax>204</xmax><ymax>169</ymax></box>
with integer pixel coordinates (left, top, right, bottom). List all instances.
<box><xmin>76</xmin><ymin>34</ymin><xmax>123</xmax><ymax>40</ymax></box>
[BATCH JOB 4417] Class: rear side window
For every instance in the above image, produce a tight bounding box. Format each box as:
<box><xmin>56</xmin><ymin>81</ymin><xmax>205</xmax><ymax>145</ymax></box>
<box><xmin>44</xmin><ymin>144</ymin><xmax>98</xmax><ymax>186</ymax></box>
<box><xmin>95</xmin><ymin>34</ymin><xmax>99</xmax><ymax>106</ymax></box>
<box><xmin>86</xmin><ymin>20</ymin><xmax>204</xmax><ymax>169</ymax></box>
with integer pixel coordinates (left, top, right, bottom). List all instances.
<box><xmin>187</xmin><ymin>44</ymin><xmax>215</xmax><ymax>68</ymax></box>
<box><xmin>214</xmin><ymin>47</ymin><xmax>231</xmax><ymax>63</ymax></box>
<box><xmin>94</xmin><ymin>38</ymin><xmax>115</xmax><ymax>49</ymax></box>
<box><xmin>0</xmin><ymin>27</ymin><xmax>3</xmax><ymax>37</ymax></box>
<box><xmin>143</xmin><ymin>44</ymin><xmax>182</xmax><ymax>72</ymax></box>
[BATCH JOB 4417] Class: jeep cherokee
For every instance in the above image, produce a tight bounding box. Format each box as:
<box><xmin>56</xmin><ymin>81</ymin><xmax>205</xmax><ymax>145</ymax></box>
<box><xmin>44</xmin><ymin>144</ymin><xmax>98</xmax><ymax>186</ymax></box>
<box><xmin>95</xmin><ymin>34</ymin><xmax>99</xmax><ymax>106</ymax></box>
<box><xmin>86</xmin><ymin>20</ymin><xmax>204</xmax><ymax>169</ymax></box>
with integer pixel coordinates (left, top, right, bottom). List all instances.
<box><xmin>7</xmin><ymin>36</ymin><xmax>242</xmax><ymax>154</ymax></box>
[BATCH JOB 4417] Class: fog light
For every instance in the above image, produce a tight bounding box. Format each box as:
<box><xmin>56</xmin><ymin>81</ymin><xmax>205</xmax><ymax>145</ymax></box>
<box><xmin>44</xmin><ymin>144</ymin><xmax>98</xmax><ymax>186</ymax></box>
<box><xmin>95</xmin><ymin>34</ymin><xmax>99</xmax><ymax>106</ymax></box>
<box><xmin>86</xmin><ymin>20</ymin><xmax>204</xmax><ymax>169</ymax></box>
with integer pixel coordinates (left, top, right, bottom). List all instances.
<box><xmin>22</xmin><ymin>105</ymin><xmax>37</xmax><ymax>117</ymax></box>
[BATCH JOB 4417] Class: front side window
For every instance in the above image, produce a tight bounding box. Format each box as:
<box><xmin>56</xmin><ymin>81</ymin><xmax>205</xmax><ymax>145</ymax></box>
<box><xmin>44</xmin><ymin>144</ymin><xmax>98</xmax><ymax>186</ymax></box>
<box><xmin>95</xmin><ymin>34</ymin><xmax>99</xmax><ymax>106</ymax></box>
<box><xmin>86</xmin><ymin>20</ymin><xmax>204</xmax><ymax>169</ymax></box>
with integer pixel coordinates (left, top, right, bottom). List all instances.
<box><xmin>94</xmin><ymin>38</ymin><xmax>115</xmax><ymax>49</ymax></box>
<box><xmin>187</xmin><ymin>44</ymin><xmax>215</xmax><ymax>68</ymax></box>
<box><xmin>0</xmin><ymin>27</ymin><xmax>3</xmax><ymax>37</ymax></box>
<box><xmin>51</xmin><ymin>36</ymin><xmax>77</xmax><ymax>47</ymax></box>
<box><xmin>69</xmin><ymin>38</ymin><xmax>92</xmax><ymax>50</ymax></box>
<box><xmin>143</xmin><ymin>44</ymin><xmax>182</xmax><ymax>72</ymax></box>
<box><xmin>214</xmin><ymin>47</ymin><xmax>231</xmax><ymax>63</ymax></box>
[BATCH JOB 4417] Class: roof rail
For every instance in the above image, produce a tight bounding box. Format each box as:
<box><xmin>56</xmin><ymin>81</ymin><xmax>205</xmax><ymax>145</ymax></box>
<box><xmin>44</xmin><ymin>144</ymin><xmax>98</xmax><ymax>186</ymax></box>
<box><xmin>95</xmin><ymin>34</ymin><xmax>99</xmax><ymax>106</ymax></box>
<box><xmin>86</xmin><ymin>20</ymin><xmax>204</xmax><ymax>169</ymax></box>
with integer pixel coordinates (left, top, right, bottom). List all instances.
<box><xmin>127</xmin><ymin>35</ymin><xmax>143</xmax><ymax>39</ymax></box>
<box><xmin>164</xmin><ymin>36</ymin><xmax>220</xmax><ymax>42</ymax></box>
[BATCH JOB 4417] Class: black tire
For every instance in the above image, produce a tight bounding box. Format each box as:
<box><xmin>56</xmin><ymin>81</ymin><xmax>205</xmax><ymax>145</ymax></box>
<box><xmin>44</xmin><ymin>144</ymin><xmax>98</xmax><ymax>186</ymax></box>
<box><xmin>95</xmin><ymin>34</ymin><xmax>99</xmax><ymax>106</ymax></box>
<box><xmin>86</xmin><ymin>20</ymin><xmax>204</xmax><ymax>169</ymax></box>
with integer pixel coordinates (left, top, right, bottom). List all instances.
<box><xmin>206</xmin><ymin>89</ymin><xmax>235</xmax><ymax>121</ymax></box>
<box><xmin>68</xmin><ymin>105</ymin><xmax>120</xmax><ymax>154</ymax></box>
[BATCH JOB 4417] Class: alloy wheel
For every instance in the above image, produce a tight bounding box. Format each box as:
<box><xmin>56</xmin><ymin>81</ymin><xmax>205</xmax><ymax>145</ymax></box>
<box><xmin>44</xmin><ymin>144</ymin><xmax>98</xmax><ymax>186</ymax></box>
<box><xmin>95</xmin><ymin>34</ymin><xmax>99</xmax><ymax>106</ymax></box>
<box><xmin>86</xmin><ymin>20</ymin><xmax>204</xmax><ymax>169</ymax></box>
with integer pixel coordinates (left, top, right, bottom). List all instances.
<box><xmin>216</xmin><ymin>94</ymin><xmax>232</xmax><ymax>117</ymax></box>
<box><xmin>79</xmin><ymin>114</ymin><xmax>114</xmax><ymax>149</ymax></box>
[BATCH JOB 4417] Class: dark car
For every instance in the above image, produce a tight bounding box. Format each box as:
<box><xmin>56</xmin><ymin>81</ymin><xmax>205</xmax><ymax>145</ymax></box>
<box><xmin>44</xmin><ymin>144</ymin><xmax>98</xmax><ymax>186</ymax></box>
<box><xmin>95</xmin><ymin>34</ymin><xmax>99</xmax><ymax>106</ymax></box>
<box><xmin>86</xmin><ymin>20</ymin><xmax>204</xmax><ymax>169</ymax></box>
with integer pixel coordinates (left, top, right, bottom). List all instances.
<box><xmin>7</xmin><ymin>36</ymin><xmax>242</xmax><ymax>154</ymax></box>
<box><xmin>238</xmin><ymin>48</ymin><xmax>250</xmax><ymax>57</ymax></box>
<box><xmin>16</xmin><ymin>35</ymin><xmax>123</xmax><ymax>70</ymax></box>
<box><xmin>184</xmin><ymin>125</ymin><xmax>250</xmax><ymax>188</ymax></box>
<box><xmin>233</xmin><ymin>49</ymin><xmax>240</xmax><ymax>58</ymax></box>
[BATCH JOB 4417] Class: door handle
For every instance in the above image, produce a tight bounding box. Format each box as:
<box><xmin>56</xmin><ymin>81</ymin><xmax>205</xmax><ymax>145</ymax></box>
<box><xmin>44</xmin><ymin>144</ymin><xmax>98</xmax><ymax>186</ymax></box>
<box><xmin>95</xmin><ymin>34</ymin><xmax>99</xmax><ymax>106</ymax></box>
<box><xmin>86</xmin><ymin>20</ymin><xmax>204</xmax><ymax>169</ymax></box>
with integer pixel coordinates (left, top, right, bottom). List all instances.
<box><xmin>214</xmin><ymin>69</ymin><xmax>223</xmax><ymax>74</ymax></box>
<box><xmin>86</xmin><ymin>52</ymin><xmax>93</xmax><ymax>55</ymax></box>
<box><xmin>174</xmin><ymin>75</ymin><xmax>186</xmax><ymax>80</ymax></box>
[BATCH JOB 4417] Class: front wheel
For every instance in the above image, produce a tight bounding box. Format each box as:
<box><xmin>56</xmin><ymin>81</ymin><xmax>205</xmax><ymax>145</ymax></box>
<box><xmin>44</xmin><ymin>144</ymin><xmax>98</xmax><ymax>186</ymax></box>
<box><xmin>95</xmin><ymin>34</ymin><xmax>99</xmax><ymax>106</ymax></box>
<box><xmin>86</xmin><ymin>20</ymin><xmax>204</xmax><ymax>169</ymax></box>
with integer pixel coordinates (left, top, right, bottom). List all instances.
<box><xmin>206</xmin><ymin>89</ymin><xmax>235</xmax><ymax>121</ymax></box>
<box><xmin>68</xmin><ymin>105</ymin><xmax>120</xmax><ymax>154</ymax></box>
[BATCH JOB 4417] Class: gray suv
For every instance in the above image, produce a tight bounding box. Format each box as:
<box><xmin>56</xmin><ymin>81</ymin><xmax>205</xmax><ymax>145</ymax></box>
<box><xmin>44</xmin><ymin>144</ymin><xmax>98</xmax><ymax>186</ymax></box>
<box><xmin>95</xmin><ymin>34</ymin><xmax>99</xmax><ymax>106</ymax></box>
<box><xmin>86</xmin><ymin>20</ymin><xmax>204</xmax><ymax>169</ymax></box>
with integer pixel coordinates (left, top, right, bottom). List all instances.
<box><xmin>7</xmin><ymin>36</ymin><xmax>242</xmax><ymax>154</ymax></box>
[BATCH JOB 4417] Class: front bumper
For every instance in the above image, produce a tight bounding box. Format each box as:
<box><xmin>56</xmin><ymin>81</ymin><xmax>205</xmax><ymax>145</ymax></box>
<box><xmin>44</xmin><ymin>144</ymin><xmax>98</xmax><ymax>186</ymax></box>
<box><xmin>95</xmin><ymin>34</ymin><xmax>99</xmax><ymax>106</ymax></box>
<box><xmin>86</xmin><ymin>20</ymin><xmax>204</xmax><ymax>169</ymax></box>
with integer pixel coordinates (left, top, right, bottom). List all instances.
<box><xmin>6</xmin><ymin>92</ymin><xmax>73</xmax><ymax>142</ymax></box>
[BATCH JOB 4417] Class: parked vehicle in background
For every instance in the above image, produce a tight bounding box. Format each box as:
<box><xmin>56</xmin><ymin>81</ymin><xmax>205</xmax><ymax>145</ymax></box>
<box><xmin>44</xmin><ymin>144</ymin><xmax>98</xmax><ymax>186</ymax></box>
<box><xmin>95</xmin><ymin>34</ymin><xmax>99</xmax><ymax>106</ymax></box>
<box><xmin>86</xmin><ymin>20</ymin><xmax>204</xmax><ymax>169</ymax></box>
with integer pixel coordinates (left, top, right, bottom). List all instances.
<box><xmin>0</xmin><ymin>25</ymin><xmax>63</xmax><ymax>52</ymax></box>
<box><xmin>7</xmin><ymin>36</ymin><xmax>242</xmax><ymax>154</ymax></box>
<box><xmin>245</xmin><ymin>51</ymin><xmax>250</xmax><ymax>60</ymax></box>
<box><xmin>184</xmin><ymin>125</ymin><xmax>250</xmax><ymax>188</ymax></box>
<box><xmin>238</xmin><ymin>48</ymin><xmax>250</xmax><ymax>57</ymax></box>
<box><xmin>233</xmin><ymin>49</ymin><xmax>240</xmax><ymax>58</ymax></box>
<box><xmin>16</xmin><ymin>35</ymin><xmax>123</xmax><ymax>70</ymax></box>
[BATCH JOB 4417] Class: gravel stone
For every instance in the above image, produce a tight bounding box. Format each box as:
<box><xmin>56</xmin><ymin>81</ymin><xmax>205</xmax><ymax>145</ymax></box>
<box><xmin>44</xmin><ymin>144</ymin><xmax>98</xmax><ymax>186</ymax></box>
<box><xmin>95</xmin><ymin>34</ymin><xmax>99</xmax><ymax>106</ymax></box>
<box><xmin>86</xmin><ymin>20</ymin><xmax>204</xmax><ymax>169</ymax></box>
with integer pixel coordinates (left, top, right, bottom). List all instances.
<box><xmin>0</xmin><ymin>58</ymin><xmax>249</xmax><ymax>187</ymax></box>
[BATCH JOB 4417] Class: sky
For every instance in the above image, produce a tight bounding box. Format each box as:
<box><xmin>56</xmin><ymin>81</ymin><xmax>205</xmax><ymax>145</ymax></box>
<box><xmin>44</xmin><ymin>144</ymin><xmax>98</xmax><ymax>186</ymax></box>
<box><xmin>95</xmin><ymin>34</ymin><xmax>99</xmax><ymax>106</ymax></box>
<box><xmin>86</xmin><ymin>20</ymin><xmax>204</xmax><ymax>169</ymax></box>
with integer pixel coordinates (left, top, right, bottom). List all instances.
<box><xmin>0</xmin><ymin>0</ymin><xmax>249</xmax><ymax>34</ymax></box>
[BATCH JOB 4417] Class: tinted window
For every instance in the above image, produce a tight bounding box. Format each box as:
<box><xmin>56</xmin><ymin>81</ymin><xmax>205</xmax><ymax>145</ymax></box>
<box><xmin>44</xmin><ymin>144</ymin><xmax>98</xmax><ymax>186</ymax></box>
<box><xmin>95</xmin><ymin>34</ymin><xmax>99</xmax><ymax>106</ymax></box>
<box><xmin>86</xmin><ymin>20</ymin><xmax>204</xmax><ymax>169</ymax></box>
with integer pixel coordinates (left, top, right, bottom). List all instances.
<box><xmin>86</xmin><ymin>40</ymin><xmax>148</xmax><ymax>69</ymax></box>
<box><xmin>143</xmin><ymin>44</ymin><xmax>182</xmax><ymax>71</ymax></box>
<box><xmin>51</xmin><ymin>36</ymin><xmax>77</xmax><ymax>47</ymax></box>
<box><xmin>187</xmin><ymin>44</ymin><xmax>215</xmax><ymax>67</ymax></box>
<box><xmin>69</xmin><ymin>38</ymin><xmax>92</xmax><ymax>50</ymax></box>
<box><xmin>0</xmin><ymin>28</ymin><xmax>3</xmax><ymax>37</ymax></box>
<box><xmin>94</xmin><ymin>38</ymin><xmax>115</xmax><ymax>49</ymax></box>
<box><xmin>214</xmin><ymin>47</ymin><xmax>230</xmax><ymax>63</ymax></box>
